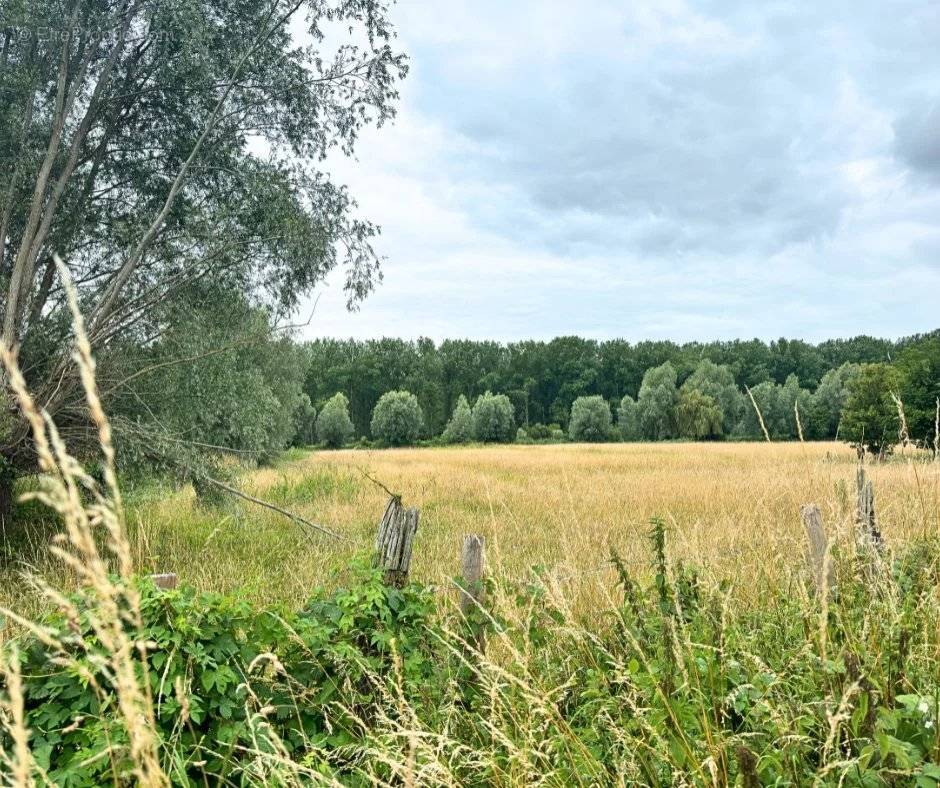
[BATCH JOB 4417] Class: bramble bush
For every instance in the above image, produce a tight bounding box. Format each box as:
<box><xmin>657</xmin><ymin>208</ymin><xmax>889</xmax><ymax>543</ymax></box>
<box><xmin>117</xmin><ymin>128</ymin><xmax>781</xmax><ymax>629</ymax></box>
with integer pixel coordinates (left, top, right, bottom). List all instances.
<box><xmin>9</xmin><ymin>564</ymin><xmax>439</xmax><ymax>786</ymax></box>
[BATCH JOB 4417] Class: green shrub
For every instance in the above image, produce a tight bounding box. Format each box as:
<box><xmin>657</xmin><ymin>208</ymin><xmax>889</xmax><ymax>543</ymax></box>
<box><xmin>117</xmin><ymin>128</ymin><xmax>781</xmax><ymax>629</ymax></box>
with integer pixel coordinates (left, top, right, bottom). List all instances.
<box><xmin>442</xmin><ymin>395</ymin><xmax>473</xmax><ymax>444</ymax></box>
<box><xmin>7</xmin><ymin>537</ymin><xmax>940</xmax><ymax>785</ymax></box>
<box><xmin>370</xmin><ymin>390</ymin><xmax>424</xmax><ymax>446</ymax></box>
<box><xmin>567</xmin><ymin>395</ymin><xmax>612</xmax><ymax>442</ymax></box>
<box><xmin>525</xmin><ymin>423</ymin><xmax>552</xmax><ymax>440</ymax></box>
<box><xmin>471</xmin><ymin>391</ymin><xmax>515</xmax><ymax>442</ymax></box>
<box><xmin>10</xmin><ymin>565</ymin><xmax>438</xmax><ymax>785</ymax></box>
<box><xmin>316</xmin><ymin>392</ymin><xmax>355</xmax><ymax>448</ymax></box>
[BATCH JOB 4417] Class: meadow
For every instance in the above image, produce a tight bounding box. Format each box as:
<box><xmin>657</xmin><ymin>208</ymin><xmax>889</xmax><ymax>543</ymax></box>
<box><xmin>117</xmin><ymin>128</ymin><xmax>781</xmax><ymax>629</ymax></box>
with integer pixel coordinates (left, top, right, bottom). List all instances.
<box><xmin>5</xmin><ymin>440</ymin><xmax>936</xmax><ymax>618</ymax></box>
<box><xmin>3</xmin><ymin>436</ymin><xmax>940</xmax><ymax>785</ymax></box>
<box><xmin>115</xmin><ymin>441</ymin><xmax>940</xmax><ymax>602</ymax></box>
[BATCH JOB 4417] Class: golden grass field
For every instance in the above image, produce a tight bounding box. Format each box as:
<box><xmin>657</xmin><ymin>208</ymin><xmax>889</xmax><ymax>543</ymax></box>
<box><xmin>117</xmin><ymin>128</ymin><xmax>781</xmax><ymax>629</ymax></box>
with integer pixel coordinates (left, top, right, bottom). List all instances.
<box><xmin>4</xmin><ymin>441</ymin><xmax>938</xmax><ymax>618</ymax></box>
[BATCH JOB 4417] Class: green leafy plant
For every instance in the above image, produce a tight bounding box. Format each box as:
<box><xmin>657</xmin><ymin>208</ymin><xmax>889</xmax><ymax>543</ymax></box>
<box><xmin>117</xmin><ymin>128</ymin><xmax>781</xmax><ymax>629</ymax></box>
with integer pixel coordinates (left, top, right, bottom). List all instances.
<box><xmin>8</xmin><ymin>564</ymin><xmax>439</xmax><ymax>785</ymax></box>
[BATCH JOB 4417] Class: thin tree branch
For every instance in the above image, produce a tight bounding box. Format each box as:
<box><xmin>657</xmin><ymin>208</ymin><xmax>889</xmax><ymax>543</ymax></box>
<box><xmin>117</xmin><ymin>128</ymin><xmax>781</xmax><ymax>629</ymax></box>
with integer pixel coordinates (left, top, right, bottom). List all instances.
<box><xmin>202</xmin><ymin>476</ymin><xmax>348</xmax><ymax>542</ymax></box>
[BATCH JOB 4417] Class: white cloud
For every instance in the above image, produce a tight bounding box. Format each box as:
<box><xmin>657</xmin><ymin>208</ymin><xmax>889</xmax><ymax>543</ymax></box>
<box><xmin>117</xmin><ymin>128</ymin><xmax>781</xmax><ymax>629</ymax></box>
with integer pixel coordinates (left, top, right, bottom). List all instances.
<box><xmin>298</xmin><ymin>0</ymin><xmax>940</xmax><ymax>344</ymax></box>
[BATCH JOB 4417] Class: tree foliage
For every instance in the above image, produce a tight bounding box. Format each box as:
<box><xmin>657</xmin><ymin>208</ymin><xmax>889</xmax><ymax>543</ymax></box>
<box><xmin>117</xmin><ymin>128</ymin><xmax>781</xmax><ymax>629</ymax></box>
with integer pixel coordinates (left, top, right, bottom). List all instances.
<box><xmin>675</xmin><ymin>389</ymin><xmax>723</xmax><ymax>440</ymax></box>
<box><xmin>370</xmin><ymin>390</ymin><xmax>424</xmax><ymax>446</ymax></box>
<box><xmin>894</xmin><ymin>338</ymin><xmax>940</xmax><ymax>447</ymax></box>
<box><xmin>292</xmin><ymin>395</ymin><xmax>318</xmax><ymax>448</ymax></box>
<box><xmin>736</xmin><ymin>375</ymin><xmax>810</xmax><ymax>440</ymax></box>
<box><xmin>805</xmin><ymin>363</ymin><xmax>860</xmax><ymax>440</ymax></box>
<box><xmin>302</xmin><ymin>333</ymin><xmax>907</xmax><ymax>441</ymax></box>
<box><xmin>0</xmin><ymin>0</ymin><xmax>407</xmax><ymax>488</ymax></box>
<box><xmin>617</xmin><ymin>395</ymin><xmax>640</xmax><ymax>441</ymax></box>
<box><xmin>442</xmin><ymin>395</ymin><xmax>473</xmax><ymax>444</ymax></box>
<box><xmin>568</xmin><ymin>396</ymin><xmax>611</xmax><ymax>442</ymax></box>
<box><xmin>638</xmin><ymin>362</ymin><xmax>678</xmax><ymax>440</ymax></box>
<box><xmin>681</xmin><ymin>359</ymin><xmax>743</xmax><ymax>434</ymax></box>
<box><xmin>841</xmin><ymin>364</ymin><xmax>902</xmax><ymax>456</ymax></box>
<box><xmin>107</xmin><ymin>290</ymin><xmax>308</xmax><ymax>471</ymax></box>
<box><xmin>471</xmin><ymin>392</ymin><xmax>515</xmax><ymax>443</ymax></box>
<box><xmin>316</xmin><ymin>393</ymin><xmax>354</xmax><ymax>449</ymax></box>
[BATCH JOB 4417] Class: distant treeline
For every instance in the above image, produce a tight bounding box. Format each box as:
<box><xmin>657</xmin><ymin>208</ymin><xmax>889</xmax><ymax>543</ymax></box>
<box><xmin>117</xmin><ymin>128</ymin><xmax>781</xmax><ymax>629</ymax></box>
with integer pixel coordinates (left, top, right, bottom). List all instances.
<box><xmin>104</xmin><ymin>324</ymin><xmax>939</xmax><ymax>481</ymax></box>
<box><xmin>301</xmin><ymin>333</ymin><xmax>940</xmax><ymax>448</ymax></box>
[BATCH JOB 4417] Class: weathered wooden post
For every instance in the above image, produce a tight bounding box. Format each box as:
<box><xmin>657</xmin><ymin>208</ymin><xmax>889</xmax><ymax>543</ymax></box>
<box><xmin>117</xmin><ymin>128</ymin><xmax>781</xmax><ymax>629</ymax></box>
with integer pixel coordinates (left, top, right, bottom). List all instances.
<box><xmin>458</xmin><ymin>534</ymin><xmax>487</xmax><ymax>678</ymax></box>
<box><xmin>374</xmin><ymin>495</ymin><xmax>419</xmax><ymax>588</ymax></box>
<box><xmin>855</xmin><ymin>465</ymin><xmax>883</xmax><ymax>551</ymax></box>
<box><xmin>149</xmin><ymin>572</ymin><xmax>178</xmax><ymax>590</ymax></box>
<box><xmin>801</xmin><ymin>504</ymin><xmax>836</xmax><ymax>598</ymax></box>
<box><xmin>459</xmin><ymin>535</ymin><xmax>485</xmax><ymax>616</ymax></box>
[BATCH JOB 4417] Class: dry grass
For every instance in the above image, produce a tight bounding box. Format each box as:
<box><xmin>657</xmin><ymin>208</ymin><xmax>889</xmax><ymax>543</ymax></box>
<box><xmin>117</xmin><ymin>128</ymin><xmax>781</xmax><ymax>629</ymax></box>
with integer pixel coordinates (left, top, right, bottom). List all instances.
<box><xmin>6</xmin><ymin>440</ymin><xmax>932</xmax><ymax>619</ymax></box>
<box><xmin>3</xmin><ymin>276</ymin><xmax>936</xmax><ymax>785</ymax></box>
<box><xmin>4</xmin><ymin>441</ymin><xmax>937</xmax><ymax>620</ymax></box>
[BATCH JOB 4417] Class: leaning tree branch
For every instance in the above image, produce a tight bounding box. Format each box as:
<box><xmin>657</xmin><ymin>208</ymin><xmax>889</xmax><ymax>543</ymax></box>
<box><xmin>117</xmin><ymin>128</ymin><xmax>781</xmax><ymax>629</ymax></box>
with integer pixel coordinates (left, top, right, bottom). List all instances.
<box><xmin>89</xmin><ymin>0</ymin><xmax>306</xmax><ymax>336</ymax></box>
<box><xmin>202</xmin><ymin>476</ymin><xmax>348</xmax><ymax>542</ymax></box>
<box><xmin>356</xmin><ymin>466</ymin><xmax>401</xmax><ymax>500</ymax></box>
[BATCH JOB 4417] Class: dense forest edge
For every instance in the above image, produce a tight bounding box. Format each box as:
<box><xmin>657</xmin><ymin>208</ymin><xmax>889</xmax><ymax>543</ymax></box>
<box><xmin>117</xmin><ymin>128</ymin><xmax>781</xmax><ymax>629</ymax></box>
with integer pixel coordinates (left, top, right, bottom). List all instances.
<box><xmin>300</xmin><ymin>332</ymin><xmax>940</xmax><ymax>452</ymax></box>
<box><xmin>98</xmin><ymin>328</ymin><xmax>937</xmax><ymax>487</ymax></box>
<box><xmin>5</xmin><ymin>315</ymin><xmax>940</xmax><ymax>527</ymax></box>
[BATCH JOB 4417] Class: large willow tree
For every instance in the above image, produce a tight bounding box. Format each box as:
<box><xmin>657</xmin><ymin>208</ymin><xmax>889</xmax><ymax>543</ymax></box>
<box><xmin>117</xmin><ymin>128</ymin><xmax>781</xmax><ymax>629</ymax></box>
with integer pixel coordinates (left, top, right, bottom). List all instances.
<box><xmin>0</xmin><ymin>0</ymin><xmax>406</xmax><ymax>521</ymax></box>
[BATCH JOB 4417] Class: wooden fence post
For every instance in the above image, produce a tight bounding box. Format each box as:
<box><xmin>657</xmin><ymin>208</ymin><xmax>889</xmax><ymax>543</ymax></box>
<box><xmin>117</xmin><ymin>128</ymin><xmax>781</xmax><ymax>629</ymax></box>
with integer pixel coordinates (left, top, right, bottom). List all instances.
<box><xmin>374</xmin><ymin>496</ymin><xmax>419</xmax><ymax>588</ymax></box>
<box><xmin>459</xmin><ymin>535</ymin><xmax>485</xmax><ymax>613</ymax></box>
<box><xmin>801</xmin><ymin>504</ymin><xmax>836</xmax><ymax>598</ymax></box>
<box><xmin>855</xmin><ymin>465</ymin><xmax>884</xmax><ymax>552</ymax></box>
<box><xmin>459</xmin><ymin>534</ymin><xmax>486</xmax><ymax>660</ymax></box>
<box><xmin>149</xmin><ymin>572</ymin><xmax>178</xmax><ymax>590</ymax></box>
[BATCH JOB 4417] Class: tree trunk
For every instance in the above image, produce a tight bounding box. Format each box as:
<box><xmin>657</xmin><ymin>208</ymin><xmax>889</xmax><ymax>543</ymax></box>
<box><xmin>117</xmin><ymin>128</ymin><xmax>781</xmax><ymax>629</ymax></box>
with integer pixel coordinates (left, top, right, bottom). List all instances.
<box><xmin>0</xmin><ymin>466</ymin><xmax>14</xmax><ymax>543</ymax></box>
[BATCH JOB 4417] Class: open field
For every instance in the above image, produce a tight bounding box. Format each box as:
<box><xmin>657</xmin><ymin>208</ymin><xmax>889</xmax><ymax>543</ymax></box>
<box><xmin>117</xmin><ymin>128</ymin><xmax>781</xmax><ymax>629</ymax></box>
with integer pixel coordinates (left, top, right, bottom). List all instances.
<box><xmin>6</xmin><ymin>441</ymin><xmax>936</xmax><ymax>618</ymax></box>
<box><xmin>4</xmin><ymin>440</ymin><xmax>940</xmax><ymax>784</ymax></box>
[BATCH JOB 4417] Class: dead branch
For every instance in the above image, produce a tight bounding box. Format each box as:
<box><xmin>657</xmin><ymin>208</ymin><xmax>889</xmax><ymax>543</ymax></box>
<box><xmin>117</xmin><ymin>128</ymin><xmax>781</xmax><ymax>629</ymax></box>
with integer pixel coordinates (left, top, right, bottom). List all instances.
<box><xmin>202</xmin><ymin>476</ymin><xmax>348</xmax><ymax>542</ymax></box>
<box><xmin>356</xmin><ymin>466</ymin><xmax>401</xmax><ymax>500</ymax></box>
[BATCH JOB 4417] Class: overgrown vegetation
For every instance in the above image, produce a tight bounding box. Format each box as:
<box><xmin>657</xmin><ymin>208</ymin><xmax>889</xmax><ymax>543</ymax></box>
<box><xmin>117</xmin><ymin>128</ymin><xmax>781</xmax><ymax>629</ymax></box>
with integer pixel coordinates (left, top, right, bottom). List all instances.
<box><xmin>1</xmin><ymin>312</ymin><xmax>939</xmax><ymax>785</ymax></box>
<box><xmin>5</xmin><ymin>518</ymin><xmax>940</xmax><ymax>784</ymax></box>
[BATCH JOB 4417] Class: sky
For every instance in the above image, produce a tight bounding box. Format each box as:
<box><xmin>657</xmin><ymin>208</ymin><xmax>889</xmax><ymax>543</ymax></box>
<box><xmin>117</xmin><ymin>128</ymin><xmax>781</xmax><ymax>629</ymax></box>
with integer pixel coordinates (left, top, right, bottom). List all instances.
<box><xmin>301</xmin><ymin>0</ymin><xmax>940</xmax><ymax>344</ymax></box>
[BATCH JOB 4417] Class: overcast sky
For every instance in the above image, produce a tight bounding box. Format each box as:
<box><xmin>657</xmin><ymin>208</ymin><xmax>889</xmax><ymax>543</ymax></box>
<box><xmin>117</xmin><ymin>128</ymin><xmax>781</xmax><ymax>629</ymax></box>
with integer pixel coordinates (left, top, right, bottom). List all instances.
<box><xmin>302</xmin><ymin>0</ymin><xmax>940</xmax><ymax>344</ymax></box>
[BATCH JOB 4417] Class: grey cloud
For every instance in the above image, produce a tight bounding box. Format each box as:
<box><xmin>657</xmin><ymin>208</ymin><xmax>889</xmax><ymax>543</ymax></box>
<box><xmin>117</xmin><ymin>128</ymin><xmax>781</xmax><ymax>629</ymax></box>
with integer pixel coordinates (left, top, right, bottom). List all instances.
<box><xmin>895</xmin><ymin>100</ymin><xmax>940</xmax><ymax>177</ymax></box>
<box><xmin>302</xmin><ymin>0</ymin><xmax>940</xmax><ymax>344</ymax></box>
<box><xmin>411</xmin><ymin>2</ymin><xmax>881</xmax><ymax>259</ymax></box>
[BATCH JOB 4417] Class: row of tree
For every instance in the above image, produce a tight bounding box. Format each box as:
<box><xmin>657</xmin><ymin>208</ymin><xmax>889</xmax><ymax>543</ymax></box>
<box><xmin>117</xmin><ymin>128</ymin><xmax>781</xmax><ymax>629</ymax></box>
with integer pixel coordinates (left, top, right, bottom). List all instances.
<box><xmin>296</xmin><ymin>333</ymin><xmax>939</xmax><ymax>452</ymax></box>
<box><xmin>299</xmin><ymin>334</ymin><xmax>921</xmax><ymax>438</ymax></box>
<box><xmin>274</xmin><ymin>335</ymin><xmax>938</xmax><ymax>454</ymax></box>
